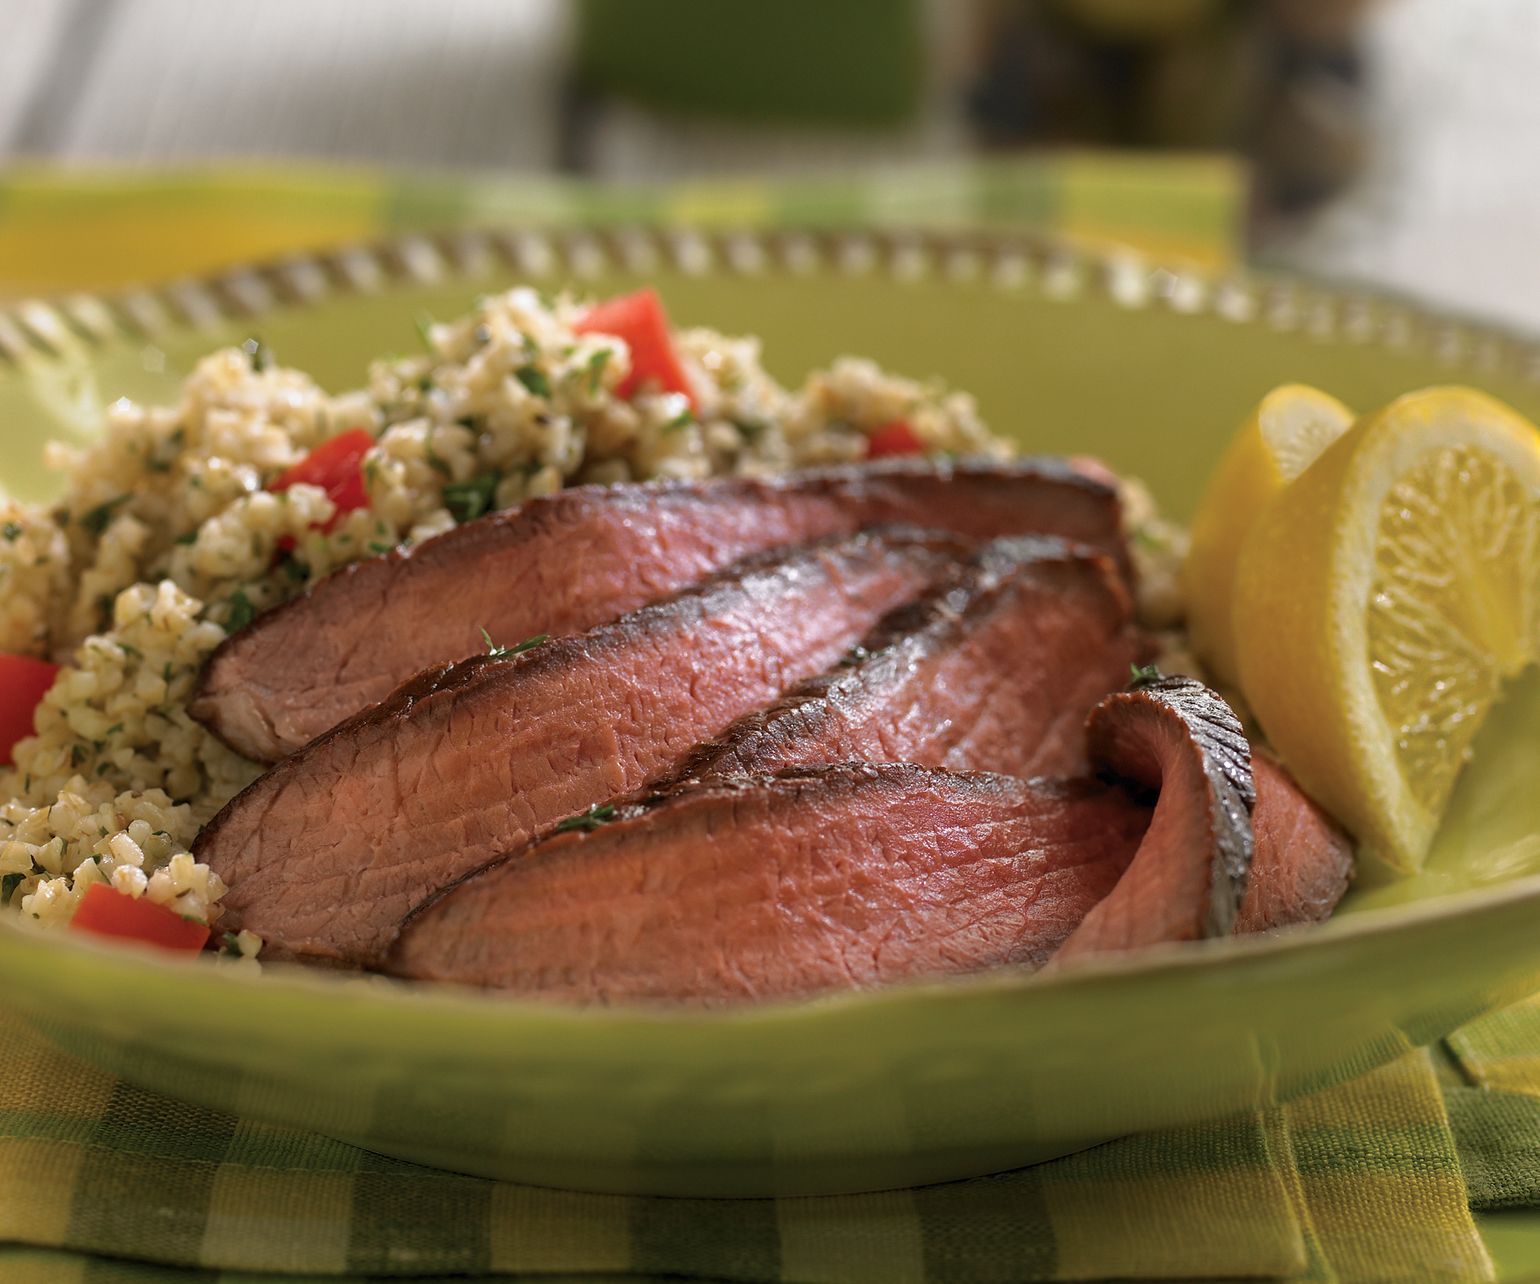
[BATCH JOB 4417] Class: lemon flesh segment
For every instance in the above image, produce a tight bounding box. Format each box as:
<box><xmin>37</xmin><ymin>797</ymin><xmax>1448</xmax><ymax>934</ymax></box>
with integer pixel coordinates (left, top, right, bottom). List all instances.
<box><xmin>1372</xmin><ymin>445</ymin><xmax>1540</xmax><ymax>822</ymax></box>
<box><xmin>1233</xmin><ymin>387</ymin><xmax>1540</xmax><ymax>879</ymax></box>
<box><xmin>1185</xmin><ymin>384</ymin><xmax>1354</xmax><ymax>688</ymax></box>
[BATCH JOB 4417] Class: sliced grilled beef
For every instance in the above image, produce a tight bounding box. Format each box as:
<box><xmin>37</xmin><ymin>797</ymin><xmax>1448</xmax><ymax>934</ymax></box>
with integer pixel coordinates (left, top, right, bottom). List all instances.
<box><xmin>1234</xmin><ymin>752</ymin><xmax>1354</xmax><ymax>934</ymax></box>
<box><xmin>670</xmin><ymin>536</ymin><xmax>1140</xmax><ymax>785</ymax></box>
<box><xmin>387</xmin><ymin>764</ymin><xmax>1151</xmax><ymax>1006</ymax></box>
<box><xmin>194</xmin><ymin>531</ymin><xmax>963</xmax><ymax>966</ymax></box>
<box><xmin>191</xmin><ymin>457</ymin><xmax>1127</xmax><ymax>762</ymax></box>
<box><xmin>1053</xmin><ymin>676</ymin><xmax>1255</xmax><ymax>960</ymax></box>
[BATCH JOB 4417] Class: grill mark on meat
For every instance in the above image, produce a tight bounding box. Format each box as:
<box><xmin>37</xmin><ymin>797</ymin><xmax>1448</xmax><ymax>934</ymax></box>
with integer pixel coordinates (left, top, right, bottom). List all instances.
<box><xmin>1052</xmin><ymin>675</ymin><xmax>1255</xmax><ymax>959</ymax></box>
<box><xmin>1234</xmin><ymin>751</ymin><xmax>1354</xmax><ymax>933</ymax></box>
<box><xmin>193</xmin><ymin>531</ymin><xmax>966</xmax><ymax>966</ymax></box>
<box><xmin>666</xmin><ymin>536</ymin><xmax>1140</xmax><ymax>785</ymax></box>
<box><xmin>191</xmin><ymin>457</ymin><xmax>1127</xmax><ymax>762</ymax></box>
<box><xmin>387</xmin><ymin>764</ymin><xmax>1152</xmax><ymax>1006</ymax></box>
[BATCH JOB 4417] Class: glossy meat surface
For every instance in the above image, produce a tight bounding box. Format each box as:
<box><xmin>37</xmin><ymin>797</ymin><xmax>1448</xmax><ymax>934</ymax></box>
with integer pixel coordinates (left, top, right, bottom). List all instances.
<box><xmin>191</xmin><ymin>458</ymin><xmax>1127</xmax><ymax>762</ymax></box>
<box><xmin>195</xmin><ymin>532</ymin><xmax>960</xmax><ymax>964</ymax></box>
<box><xmin>390</xmin><ymin>764</ymin><xmax>1151</xmax><ymax>1005</ymax></box>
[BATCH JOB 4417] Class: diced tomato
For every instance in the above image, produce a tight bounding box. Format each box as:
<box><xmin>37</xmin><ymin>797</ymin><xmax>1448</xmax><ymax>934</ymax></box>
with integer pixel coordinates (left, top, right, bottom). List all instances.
<box><xmin>71</xmin><ymin>883</ymin><xmax>211</xmax><ymax>953</ymax></box>
<box><xmin>574</xmin><ymin>288</ymin><xmax>696</xmax><ymax>407</ymax></box>
<box><xmin>0</xmin><ymin>653</ymin><xmax>59</xmax><ymax>766</ymax></box>
<box><xmin>864</xmin><ymin>420</ymin><xmax>925</xmax><ymax>459</ymax></box>
<box><xmin>270</xmin><ymin>429</ymin><xmax>374</xmax><ymax>536</ymax></box>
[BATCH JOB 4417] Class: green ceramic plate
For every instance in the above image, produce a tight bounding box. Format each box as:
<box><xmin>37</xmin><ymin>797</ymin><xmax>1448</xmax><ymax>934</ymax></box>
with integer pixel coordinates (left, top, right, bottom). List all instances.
<box><xmin>1</xmin><ymin>227</ymin><xmax>1539</xmax><ymax>1199</ymax></box>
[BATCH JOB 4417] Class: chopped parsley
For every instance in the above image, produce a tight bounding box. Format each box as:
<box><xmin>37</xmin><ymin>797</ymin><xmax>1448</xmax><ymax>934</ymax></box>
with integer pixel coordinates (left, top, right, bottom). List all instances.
<box><xmin>224</xmin><ymin>589</ymin><xmax>257</xmax><ymax>634</ymax></box>
<box><xmin>586</xmin><ymin>348</ymin><xmax>611</xmax><ymax>394</ymax></box>
<box><xmin>424</xmin><ymin>435</ymin><xmax>451</xmax><ymax>478</ymax></box>
<box><xmin>1129</xmin><ymin>663</ymin><xmax>1163</xmax><ymax>689</ymax></box>
<box><xmin>480</xmin><ymin>628</ymin><xmax>550</xmax><ymax>660</ymax></box>
<box><xmin>2</xmin><ymin>521</ymin><xmax>22</xmax><ymax>542</ymax></box>
<box><xmin>442</xmin><ymin>472</ymin><xmax>500</xmax><ymax>524</ymax></box>
<box><xmin>515</xmin><ymin>365</ymin><xmax>551</xmax><ymax>399</ymax></box>
<box><xmin>104</xmin><ymin>723</ymin><xmax>124</xmax><ymax>737</ymax></box>
<box><xmin>146</xmin><ymin>427</ymin><xmax>186</xmax><ymax>474</ymax></box>
<box><xmin>662</xmin><ymin>407</ymin><xmax>695</xmax><ymax>434</ymax></box>
<box><xmin>732</xmin><ymin>417</ymin><xmax>768</xmax><ymax>441</ymax></box>
<box><xmin>367</xmin><ymin>540</ymin><xmax>393</xmax><ymax>555</ymax></box>
<box><xmin>79</xmin><ymin>495</ymin><xmax>130</xmax><ymax>536</ymax></box>
<box><xmin>240</xmin><ymin>337</ymin><xmax>273</xmax><ymax>372</ymax></box>
<box><xmin>280</xmin><ymin>556</ymin><xmax>310</xmax><ymax>584</ymax></box>
<box><xmin>219</xmin><ymin>931</ymin><xmax>244</xmax><ymax>959</ymax></box>
<box><xmin>0</xmin><ymin>874</ymin><xmax>23</xmax><ymax>905</ymax></box>
<box><xmin>174</xmin><ymin>529</ymin><xmax>198</xmax><ymax>546</ymax></box>
<box><xmin>555</xmin><ymin>803</ymin><xmax>617</xmax><ymax>834</ymax></box>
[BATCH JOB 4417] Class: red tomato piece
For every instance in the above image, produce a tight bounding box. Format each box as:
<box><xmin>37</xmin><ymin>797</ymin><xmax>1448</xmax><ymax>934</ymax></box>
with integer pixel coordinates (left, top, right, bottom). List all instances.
<box><xmin>270</xmin><ymin>429</ymin><xmax>374</xmax><ymax>535</ymax></box>
<box><xmin>71</xmin><ymin>883</ymin><xmax>211</xmax><ymax>953</ymax></box>
<box><xmin>864</xmin><ymin>420</ymin><xmax>925</xmax><ymax>459</ymax></box>
<box><xmin>0</xmin><ymin>653</ymin><xmax>59</xmax><ymax>766</ymax></box>
<box><xmin>574</xmin><ymin>288</ymin><xmax>696</xmax><ymax>407</ymax></box>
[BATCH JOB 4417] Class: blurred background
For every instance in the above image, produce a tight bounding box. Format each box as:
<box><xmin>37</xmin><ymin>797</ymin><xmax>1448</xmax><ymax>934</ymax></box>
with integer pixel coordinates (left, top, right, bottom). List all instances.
<box><xmin>0</xmin><ymin>0</ymin><xmax>1534</xmax><ymax>330</ymax></box>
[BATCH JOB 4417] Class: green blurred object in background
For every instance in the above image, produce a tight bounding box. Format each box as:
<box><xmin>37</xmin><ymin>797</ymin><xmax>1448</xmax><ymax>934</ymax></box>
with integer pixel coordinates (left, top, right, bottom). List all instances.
<box><xmin>574</xmin><ymin>0</ymin><xmax>926</xmax><ymax>127</ymax></box>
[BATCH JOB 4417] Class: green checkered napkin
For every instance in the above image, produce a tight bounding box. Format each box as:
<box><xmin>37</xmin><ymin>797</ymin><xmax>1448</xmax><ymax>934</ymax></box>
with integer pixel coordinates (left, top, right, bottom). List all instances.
<box><xmin>0</xmin><ymin>154</ymin><xmax>1242</xmax><ymax>303</ymax></box>
<box><xmin>0</xmin><ymin>1011</ymin><xmax>1490</xmax><ymax>1283</ymax></box>
<box><xmin>1448</xmin><ymin>997</ymin><xmax>1540</xmax><ymax>1215</ymax></box>
<box><xmin>1451</xmin><ymin>997</ymin><xmax>1540</xmax><ymax>1101</ymax></box>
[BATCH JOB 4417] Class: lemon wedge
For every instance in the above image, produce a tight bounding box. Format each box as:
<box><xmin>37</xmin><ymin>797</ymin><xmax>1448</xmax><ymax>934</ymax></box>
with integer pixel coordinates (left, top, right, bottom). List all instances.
<box><xmin>1185</xmin><ymin>385</ymin><xmax>1354</xmax><ymax>687</ymax></box>
<box><xmin>1231</xmin><ymin>387</ymin><xmax>1540</xmax><ymax>878</ymax></box>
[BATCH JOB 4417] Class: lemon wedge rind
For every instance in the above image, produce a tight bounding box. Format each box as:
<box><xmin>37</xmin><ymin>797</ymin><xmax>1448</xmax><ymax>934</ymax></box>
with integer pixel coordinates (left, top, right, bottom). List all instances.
<box><xmin>1185</xmin><ymin>384</ymin><xmax>1354</xmax><ymax>688</ymax></box>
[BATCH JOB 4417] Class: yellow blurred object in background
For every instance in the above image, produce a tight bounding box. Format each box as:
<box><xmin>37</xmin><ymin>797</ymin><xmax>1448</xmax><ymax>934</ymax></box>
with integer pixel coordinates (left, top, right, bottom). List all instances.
<box><xmin>0</xmin><ymin>156</ymin><xmax>1244</xmax><ymax>300</ymax></box>
<box><xmin>0</xmin><ymin>169</ymin><xmax>381</xmax><ymax>298</ymax></box>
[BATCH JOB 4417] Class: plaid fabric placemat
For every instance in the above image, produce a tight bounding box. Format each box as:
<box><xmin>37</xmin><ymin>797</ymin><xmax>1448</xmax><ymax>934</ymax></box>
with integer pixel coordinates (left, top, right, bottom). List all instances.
<box><xmin>0</xmin><ymin>155</ymin><xmax>1243</xmax><ymax>302</ymax></box>
<box><xmin>0</xmin><ymin>1010</ymin><xmax>1490</xmax><ymax>1283</ymax></box>
<box><xmin>1446</xmin><ymin>1086</ymin><xmax>1540</xmax><ymax>1212</ymax></box>
<box><xmin>1446</xmin><ymin>997</ymin><xmax>1540</xmax><ymax>1220</ymax></box>
<box><xmin>1450</xmin><ymin>997</ymin><xmax>1540</xmax><ymax>1100</ymax></box>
